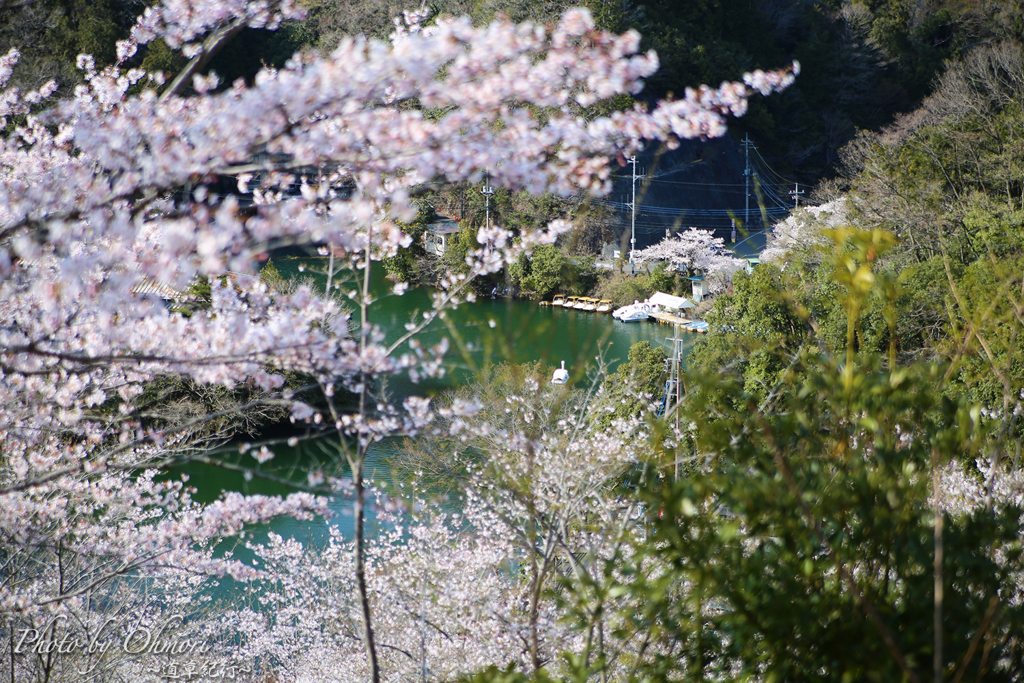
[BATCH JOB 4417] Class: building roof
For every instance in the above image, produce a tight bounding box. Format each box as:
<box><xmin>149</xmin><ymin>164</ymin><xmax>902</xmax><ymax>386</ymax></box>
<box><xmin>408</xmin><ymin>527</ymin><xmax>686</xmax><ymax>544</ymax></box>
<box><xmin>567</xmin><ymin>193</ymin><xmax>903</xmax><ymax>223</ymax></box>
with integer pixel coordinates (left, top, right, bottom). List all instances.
<box><xmin>649</xmin><ymin>291</ymin><xmax>696</xmax><ymax>310</ymax></box>
<box><xmin>425</xmin><ymin>219</ymin><xmax>460</xmax><ymax>235</ymax></box>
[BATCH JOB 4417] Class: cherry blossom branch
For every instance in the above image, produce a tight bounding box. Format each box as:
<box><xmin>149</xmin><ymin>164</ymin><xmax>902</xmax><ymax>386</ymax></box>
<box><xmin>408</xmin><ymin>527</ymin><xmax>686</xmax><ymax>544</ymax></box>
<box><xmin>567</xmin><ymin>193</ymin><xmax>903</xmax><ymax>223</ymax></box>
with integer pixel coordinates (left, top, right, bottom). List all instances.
<box><xmin>159</xmin><ymin>16</ymin><xmax>248</xmax><ymax>102</ymax></box>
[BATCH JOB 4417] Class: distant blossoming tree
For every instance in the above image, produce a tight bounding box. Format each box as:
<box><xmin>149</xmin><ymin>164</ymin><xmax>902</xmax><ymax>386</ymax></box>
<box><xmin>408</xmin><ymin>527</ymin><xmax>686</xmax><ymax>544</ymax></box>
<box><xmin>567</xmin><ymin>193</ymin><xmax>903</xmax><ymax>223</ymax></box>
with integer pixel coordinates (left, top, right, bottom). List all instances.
<box><xmin>759</xmin><ymin>198</ymin><xmax>849</xmax><ymax>265</ymax></box>
<box><xmin>0</xmin><ymin>0</ymin><xmax>798</xmax><ymax>679</ymax></box>
<box><xmin>634</xmin><ymin>227</ymin><xmax>746</xmax><ymax>293</ymax></box>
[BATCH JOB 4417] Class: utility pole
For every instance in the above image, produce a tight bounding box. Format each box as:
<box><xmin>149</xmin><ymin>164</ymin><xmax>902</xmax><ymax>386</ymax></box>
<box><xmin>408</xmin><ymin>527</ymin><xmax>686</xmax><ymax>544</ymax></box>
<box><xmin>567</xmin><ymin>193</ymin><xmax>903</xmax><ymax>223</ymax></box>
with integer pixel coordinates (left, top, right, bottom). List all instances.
<box><xmin>664</xmin><ymin>323</ymin><xmax>685</xmax><ymax>481</ymax></box>
<box><xmin>481</xmin><ymin>173</ymin><xmax>495</xmax><ymax>229</ymax></box>
<box><xmin>743</xmin><ymin>134</ymin><xmax>752</xmax><ymax>229</ymax></box>
<box><xmin>790</xmin><ymin>182</ymin><xmax>804</xmax><ymax>209</ymax></box>
<box><xmin>628</xmin><ymin>155</ymin><xmax>638</xmax><ymax>266</ymax></box>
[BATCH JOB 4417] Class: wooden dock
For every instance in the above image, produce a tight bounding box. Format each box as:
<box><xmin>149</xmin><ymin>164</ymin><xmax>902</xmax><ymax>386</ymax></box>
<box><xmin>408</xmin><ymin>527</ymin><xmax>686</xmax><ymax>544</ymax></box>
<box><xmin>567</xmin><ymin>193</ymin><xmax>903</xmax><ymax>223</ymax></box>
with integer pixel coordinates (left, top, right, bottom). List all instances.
<box><xmin>649</xmin><ymin>311</ymin><xmax>691</xmax><ymax>326</ymax></box>
<box><xmin>649</xmin><ymin>311</ymin><xmax>708</xmax><ymax>333</ymax></box>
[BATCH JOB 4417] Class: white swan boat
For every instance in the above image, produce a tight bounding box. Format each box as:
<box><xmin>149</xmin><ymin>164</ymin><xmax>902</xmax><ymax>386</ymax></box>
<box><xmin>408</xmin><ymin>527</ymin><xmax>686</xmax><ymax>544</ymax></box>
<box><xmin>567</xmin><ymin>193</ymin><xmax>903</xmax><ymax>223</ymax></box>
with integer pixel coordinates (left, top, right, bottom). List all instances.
<box><xmin>551</xmin><ymin>360</ymin><xmax>569</xmax><ymax>384</ymax></box>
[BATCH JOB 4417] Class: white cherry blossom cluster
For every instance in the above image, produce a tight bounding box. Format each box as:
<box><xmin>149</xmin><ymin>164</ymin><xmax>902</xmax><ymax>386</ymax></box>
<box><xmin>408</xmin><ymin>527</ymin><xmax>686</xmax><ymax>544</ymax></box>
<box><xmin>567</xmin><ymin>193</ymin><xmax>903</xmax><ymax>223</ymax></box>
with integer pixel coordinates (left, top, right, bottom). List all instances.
<box><xmin>0</xmin><ymin>464</ymin><xmax>329</xmax><ymax>622</ymax></box>
<box><xmin>130</xmin><ymin>0</ymin><xmax>307</xmax><ymax>51</ymax></box>
<box><xmin>934</xmin><ymin>457</ymin><xmax>1024</xmax><ymax>614</ymax></box>
<box><xmin>634</xmin><ymin>227</ymin><xmax>747</xmax><ymax>292</ymax></box>
<box><xmin>211</xmin><ymin>502</ymin><xmax>565</xmax><ymax>681</ymax></box>
<box><xmin>0</xmin><ymin>49</ymin><xmax>58</xmax><ymax>127</ymax></box>
<box><xmin>203</xmin><ymin>388</ymin><xmax>655</xmax><ymax>681</ymax></box>
<box><xmin>935</xmin><ymin>458</ymin><xmax>1024</xmax><ymax>517</ymax></box>
<box><xmin>760</xmin><ymin>198</ymin><xmax>850</xmax><ymax>265</ymax></box>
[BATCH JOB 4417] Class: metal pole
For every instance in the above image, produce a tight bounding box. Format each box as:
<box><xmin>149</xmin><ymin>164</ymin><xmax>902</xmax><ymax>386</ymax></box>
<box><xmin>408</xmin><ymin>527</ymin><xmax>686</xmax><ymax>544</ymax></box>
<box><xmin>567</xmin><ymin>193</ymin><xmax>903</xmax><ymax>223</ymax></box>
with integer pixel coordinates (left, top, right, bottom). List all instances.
<box><xmin>630</xmin><ymin>156</ymin><xmax>637</xmax><ymax>265</ymax></box>
<box><xmin>671</xmin><ymin>331</ymin><xmax>679</xmax><ymax>438</ymax></box>
<box><xmin>743</xmin><ymin>134</ymin><xmax>750</xmax><ymax>228</ymax></box>
<box><xmin>790</xmin><ymin>182</ymin><xmax>804</xmax><ymax>208</ymax></box>
<box><xmin>668</xmin><ymin>323</ymin><xmax>683</xmax><ymax>481</ymax></box>
<box><xmin>482</xmin><ymin>173</ymin><xmax>495</xmax><ymax>229</ymax></box>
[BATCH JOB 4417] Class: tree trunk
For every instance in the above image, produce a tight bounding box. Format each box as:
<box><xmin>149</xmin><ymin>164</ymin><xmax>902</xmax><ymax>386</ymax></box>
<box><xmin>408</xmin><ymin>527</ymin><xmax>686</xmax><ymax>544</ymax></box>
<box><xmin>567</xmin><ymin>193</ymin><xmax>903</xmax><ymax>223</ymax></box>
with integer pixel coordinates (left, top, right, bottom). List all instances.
<box><xmin>353</xmin><ymin>452</ymin><xmax>381</xmax><ymax>683</ymax></box>
<box><xmin>354</xmin><ymin>228</ymin><xmax>381</xmax><ymax>682</ymax></box>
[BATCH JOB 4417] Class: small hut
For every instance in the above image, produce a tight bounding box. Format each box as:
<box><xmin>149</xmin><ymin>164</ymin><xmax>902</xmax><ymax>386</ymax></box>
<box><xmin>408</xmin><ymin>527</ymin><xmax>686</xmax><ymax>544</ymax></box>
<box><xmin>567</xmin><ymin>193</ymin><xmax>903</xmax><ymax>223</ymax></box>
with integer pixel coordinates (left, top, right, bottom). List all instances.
<box><xmin>422</xmin><ymin>218</ymin><xmax>460</xmax><ymax>256</ymax></box>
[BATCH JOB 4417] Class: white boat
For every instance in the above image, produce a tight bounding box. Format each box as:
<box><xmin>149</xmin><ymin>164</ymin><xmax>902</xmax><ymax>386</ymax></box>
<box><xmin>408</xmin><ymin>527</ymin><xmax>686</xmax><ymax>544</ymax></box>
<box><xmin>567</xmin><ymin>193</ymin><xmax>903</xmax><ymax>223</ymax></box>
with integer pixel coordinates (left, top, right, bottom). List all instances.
<box><xmin>613</xmin><ymin>300</ymin><xmax>651</xmax><ymax>322</ymax></box>
<box><xmin>618</xmin><ymin>305</ymin><xmax>650</xmax><ymax>322</ymax></box>
<box><xmin>551</xmin><ymin>294</ymin><xmax>566</xmax><ymax>307</ymax></box>
<box><xmin>595</xmin><ymin>299</ymin><xmax>612</xmax><ymax>313</ymax></box>
<box><xmin>551</xmin><ymin>360</ymin><xmax>569</xmax><ymax>384</ymax></box>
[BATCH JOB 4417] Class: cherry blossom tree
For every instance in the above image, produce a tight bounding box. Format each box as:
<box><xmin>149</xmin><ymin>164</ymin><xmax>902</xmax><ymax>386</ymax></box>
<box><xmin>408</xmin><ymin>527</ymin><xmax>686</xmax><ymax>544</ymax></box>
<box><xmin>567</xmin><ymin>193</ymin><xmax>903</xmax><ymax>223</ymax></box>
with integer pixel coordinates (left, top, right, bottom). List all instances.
<box><xmin>216</xmin><ymin>368</ymin><xmax>659</xmax><ymax>681</ymax></box>
<box><xmin>0</xmin><ymin>0</ymin><xmax>798</xmax><ymax>679</ymax></box>
<box><xmin>759</xmin><ymin>198</ymin><xmax>850</xmax><ymax>266</ymax></box>
<box><xmin>633</xmin><ymin>227</ymin><xmax>746</xmax><ymax>293</ymax></box>
<box><xmin>411</xmin><ymin>365</ymin><xmax>655</xmax><ymax>676</ymax></box>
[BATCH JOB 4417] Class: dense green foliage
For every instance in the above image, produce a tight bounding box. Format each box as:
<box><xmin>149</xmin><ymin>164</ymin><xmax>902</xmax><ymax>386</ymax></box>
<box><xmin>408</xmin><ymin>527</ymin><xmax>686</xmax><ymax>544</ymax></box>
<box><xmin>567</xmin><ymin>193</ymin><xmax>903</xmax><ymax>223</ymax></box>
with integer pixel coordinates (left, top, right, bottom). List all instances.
<box><xmin>624</xmin><ymin>353</ymin><xmax>1024</xmax><ymax>681</ymax></box>
<box><xmin>259</xmin><ymin>258</ymin><xmax>288</xmax><ymax>292</ymax></box>
<box><xmin>691</xmin><ymin>39</ymin><xmax>1024</xmax><ymax>430</ymax></box>
<box><xmin>380</xmin><ymin>205</ymin><xmax>435</xmax><ymax>282</ymax></box>
<box><xmin>597</xmin><ymin>340</ymin><xmax>667</xmax><ymax>425</ymax></box>
<box><xmin>637</xmin><ymin>54</ymin><xmax>1024</xmax><ymax>662</ymax></box>
<box><xmin>619</xmin><ymin>231</ymin><xmax>1024</xmax><ymax>681</ymax></box>
<box><xmin>440</xmin><ymin>219</ymin><xmax>478</xmax><ymax>277</ymax></box>
<box><xmin>509</xmin><ymin>245</ymin><xmax>600</xmax><ymax>299</ymax></box>
<box><xmin>688</xmin><ymin>262</ymin><xmax>805</xmax><ymax>404</ymax></box>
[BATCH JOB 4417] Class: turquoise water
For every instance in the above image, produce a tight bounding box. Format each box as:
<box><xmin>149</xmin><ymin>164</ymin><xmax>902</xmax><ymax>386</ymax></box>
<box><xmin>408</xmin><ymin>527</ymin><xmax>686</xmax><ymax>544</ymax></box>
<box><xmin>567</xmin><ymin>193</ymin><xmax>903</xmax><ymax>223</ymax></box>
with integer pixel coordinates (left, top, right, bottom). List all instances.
<box><xmin>178</xmin><ymin>258</ymin><xmax>693</xmax><ymax>545</ymax></box>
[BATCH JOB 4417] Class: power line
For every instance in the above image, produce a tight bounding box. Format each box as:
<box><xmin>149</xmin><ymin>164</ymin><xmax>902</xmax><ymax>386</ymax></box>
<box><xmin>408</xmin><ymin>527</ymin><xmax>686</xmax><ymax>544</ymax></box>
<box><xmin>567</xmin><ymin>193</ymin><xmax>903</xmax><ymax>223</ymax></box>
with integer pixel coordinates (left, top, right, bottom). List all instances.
<box><xmin>629</xmin><ymin>177</ymin><xmax>750</xmax><ymax>188</ymax></box>
<box><xmin>750</xmin><ymin>144</ymin><xmax>794</xmax><ymax>185</ymax></box>
<box><xmin>592</xmin><ymin>198</ymin><xmax>791</xmax><ymax>217</ymax></box>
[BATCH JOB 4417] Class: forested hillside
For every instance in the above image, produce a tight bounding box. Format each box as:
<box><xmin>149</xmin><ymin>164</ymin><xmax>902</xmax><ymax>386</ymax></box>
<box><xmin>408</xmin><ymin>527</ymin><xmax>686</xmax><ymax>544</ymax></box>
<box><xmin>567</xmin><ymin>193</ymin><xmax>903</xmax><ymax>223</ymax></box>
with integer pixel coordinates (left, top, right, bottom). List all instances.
<box><xmin>692</xmin><ymin>38</ymin><xmax>1024</xmax><ymax>414</ymax></box>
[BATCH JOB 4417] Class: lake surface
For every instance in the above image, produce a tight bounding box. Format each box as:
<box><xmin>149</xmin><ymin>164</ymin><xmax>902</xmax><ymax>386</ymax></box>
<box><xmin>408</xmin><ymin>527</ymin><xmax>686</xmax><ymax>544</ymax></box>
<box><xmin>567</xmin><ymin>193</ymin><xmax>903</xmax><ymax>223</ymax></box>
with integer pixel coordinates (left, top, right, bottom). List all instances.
<box><xmin>178</xmin><ymin>258</ymin><xmax>693</xmax><ymax>546</ymax></box>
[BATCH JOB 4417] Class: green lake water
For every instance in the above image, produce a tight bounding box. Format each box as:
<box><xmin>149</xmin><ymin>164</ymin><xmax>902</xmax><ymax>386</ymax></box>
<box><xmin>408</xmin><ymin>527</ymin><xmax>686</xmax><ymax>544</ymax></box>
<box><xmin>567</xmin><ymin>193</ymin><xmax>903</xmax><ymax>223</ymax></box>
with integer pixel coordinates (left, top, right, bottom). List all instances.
<box><xmin>176</xmin><ymin>257</ymin><xmax>694</xmax><ymax>546</ymax></box>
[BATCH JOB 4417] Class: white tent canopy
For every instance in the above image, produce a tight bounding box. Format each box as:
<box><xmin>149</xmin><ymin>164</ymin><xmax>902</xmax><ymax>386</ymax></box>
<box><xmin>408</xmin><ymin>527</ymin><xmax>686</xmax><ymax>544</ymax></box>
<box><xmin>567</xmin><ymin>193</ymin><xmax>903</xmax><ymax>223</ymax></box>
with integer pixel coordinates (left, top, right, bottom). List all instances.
<box><xmin>648</xmin><ymin>291</ymin><xmax>696</xmax><ymax>311</ymax></box>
